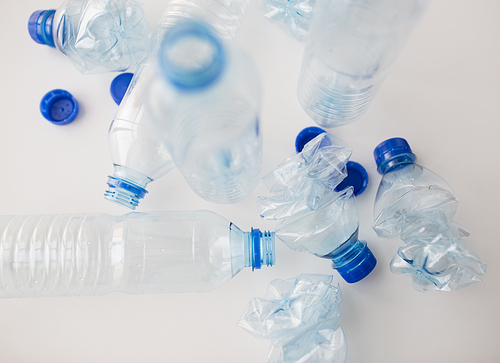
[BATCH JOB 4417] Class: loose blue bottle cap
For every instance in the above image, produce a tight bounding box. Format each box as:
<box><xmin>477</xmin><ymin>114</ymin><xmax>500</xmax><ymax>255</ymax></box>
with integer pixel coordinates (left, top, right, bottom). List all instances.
<box><xmin>336</xmin><ymin>245</ymin><xmax>377</xmax><ymax>283</ymax></box>
<box><xmin>40</xmin><ymin>89</ymin><xmax>79</xmax><ymax>125</ymax></box>
<box><xmin>373</xmin><ymin>137</ymin><xmax>416</xmax><ymax>172</ymax></box>
<box><xmin>28</xmin><ymin>10</ymin><xmax>56</xmax><ymax>47</ymax></box>
<box><xmin>335</xmin><ymin>161</ymin><xmax>369</xmax><ymax>196</ymax></box>
<box><xmin>295</xmin><ymin>126</ymin><xmax>326</xmax><ymax>153</ymax></box>
<box><xmin>110</xmin><ymin>73</ymin><xmax>134</xmax><ymax>105</ymax></box>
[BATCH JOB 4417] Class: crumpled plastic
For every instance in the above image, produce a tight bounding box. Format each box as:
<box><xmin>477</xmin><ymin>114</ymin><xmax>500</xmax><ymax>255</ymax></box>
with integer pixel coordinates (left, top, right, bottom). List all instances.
<box><xmin>238</xmin><ymin>274</ymin><xmax>347</xmax><ymax>363</ymax></box>
<box><xmin>260</xmin><ymin>0</ymin><xmax>315</xmax><ymax>41</ymax></box>
<box><xmin>257</xmin><ymin>132</ymin><xmax>360</xmax><ymax>259</ymax></box>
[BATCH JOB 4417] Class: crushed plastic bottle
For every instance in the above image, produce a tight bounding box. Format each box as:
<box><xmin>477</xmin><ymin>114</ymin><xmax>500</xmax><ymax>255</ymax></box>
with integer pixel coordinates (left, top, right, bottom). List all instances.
<box><xmin>28</xmin><ymin>0</ymin><xmax>150</xmax><ymax>74</ymax></box>
<box><xmin>260</xmin><ymin>0</ymin><xmax>315</xmax><ymax>41</ymax></box>
<box><xmin>145</xmin><ymin>21</ymin><xmax>262</xmax><ymax>204</ymax></box>
<box><xmin>297</xmin><ymin>0</ymin><xmax>428</xmax><ymax>127</ymax></box>
<box><xmin>258</xmin><ymin>131</ymin><xmax>376</xmax><ymax>283</ymax></box>
<box><xmin>105</xmin><ymin>2</ymin><xmax>251</xmax><ymax>209</ymax></box>
<box><xmin>0</xmin><ymin>211</ymin><xmax>274</xmax><ymax>298</ymax></box>
<box><xmin>373</xmin><ymin>138</ymin><xmax>486</xmax><ymax>292</ymax></box>
<box><xmin>239</xmin><ymin>274</ymin><xmax>347</xmax><ymax>363</ymax></box>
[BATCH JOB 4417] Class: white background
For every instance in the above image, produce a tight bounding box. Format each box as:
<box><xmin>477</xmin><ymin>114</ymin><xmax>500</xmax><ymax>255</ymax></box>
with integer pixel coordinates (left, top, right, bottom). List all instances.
<box><xmin>0</xmin><ymin>0</ymin><xmax>499</xmax><ymax>362</ymax></box>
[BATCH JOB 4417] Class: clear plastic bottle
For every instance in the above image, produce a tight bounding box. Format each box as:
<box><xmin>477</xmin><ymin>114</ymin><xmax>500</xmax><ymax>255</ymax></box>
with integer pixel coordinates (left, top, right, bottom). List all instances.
<box><xmin>258</xmin><ymin>131</ymin><xmax>376</xmax><ymax>283</ymax></box>
<box><xmin>297</xmin><ymin>0</ymin><xmax>428</xmax><ymax>127</ymax></box>
<box><xmin>373</xmin><ymin>138</ymin><xmax>486</xmax><ymax>291</ymax></box>
<box><xmin>0</xmin><ymin>211</ymin><xmax>274</xmax><ymax>298</ymax></box>
<box><xmin>28</xmin><ymin>0</ymin><xmax>150</xmax><ymax>74</ymax></box>
<box><xmin>145</xmin><ymin>21</ymin><xmax>262</xmax><ymax>204</ymax></box>
<box><xmin>105</xmin><ymin>2</ymin><xmax>251</xmax><ymax>209</ymax></box>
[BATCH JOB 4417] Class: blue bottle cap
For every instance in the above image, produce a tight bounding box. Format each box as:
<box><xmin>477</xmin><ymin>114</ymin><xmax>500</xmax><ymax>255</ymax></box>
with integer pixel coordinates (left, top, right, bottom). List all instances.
<box><xmin>40</xmin><ymin>89</ymin><xmax>79</xmax><ymax>125</ymax></box>
<box><xmin>110</xmin><ymin>73</ymin><xmax>134</xmax><ymax>105</ymax></box>
<box><xmin>336</xmin><ymin>244</ymin><xmax>377</xmax><ymax>283</ymax></box>
<box><xmin>28</xmin><ymin>10</ymin><xmax>56</xmax><ymax>47</ymax></box>
<box><xmin>335</xmin><ymin>161</ymin><xmax>369</xmax><ymax>196</ymax></box>
<box><xmin>295</xmin><ymin>126</ymin><xmax>326</xmax><ymax>153</ymax></box>
<box><xmin>373</xmin><ymin>137</ymin><xmax>416</xmax><ymax>172</ymax></box>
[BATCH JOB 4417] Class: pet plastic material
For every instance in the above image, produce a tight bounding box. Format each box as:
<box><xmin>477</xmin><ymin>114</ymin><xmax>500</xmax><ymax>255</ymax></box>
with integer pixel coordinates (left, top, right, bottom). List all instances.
<box><xmin>40</xmin><ymin>89</ymin><xmax>79</xmax><ymax>125</ymax></box>
<box><xmin>260</xmin><ymin>0</ymin><xmax>315</xmax><ymax>41</ymax></box>
<box><xmin>373</xmin><ymin>137</ymin><xmax>486</xmax><ymax>292</ymax></box>
<box><xmin>28</xmin><ymin>0</ymin><xmax>150</xmax><ymax>74</ymax></box>
<box><xmin>297</xmin><ymin>0</ymin><xmax>428</xmax><ymax>127</ymax></box>
<box><xmin>295</xmin><ymin>127</ymin><xmax>369</xmax><ymax>196</ymax></box>
<box><xmin>110</xmin><ymin>73</ymin><xmax>134</xmax><ymax>105</ymax></box>
<box><xmin>239</xmin><ymin>274</ymin><xmax>347</xmax><ymax>363</ymax></box>
<box><xmin>145</xmin><ymin>21</ymin><xmax>262</xmax><ymax>204</ymax></box>
<box><xmin>258</xmin><ymin>132</ymin><xmax>376</xmax><ymax>283</ymax></box>
<box><xmin>0</xmin><ymin>211</ymin><xmax>275</xmax><ymax>298</ymax></box>
<box><xmin>105</xmin><ymin>2</ymin><xmax>250</xmax><ymax>209</ymax></box>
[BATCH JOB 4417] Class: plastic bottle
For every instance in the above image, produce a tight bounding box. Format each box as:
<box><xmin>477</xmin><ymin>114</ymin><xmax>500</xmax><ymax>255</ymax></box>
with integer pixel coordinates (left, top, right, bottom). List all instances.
<box><xmin>373</xmin><ymin>138</ymin><xmax>486</xmax><ymax>291</ymax></box>
<box><xmin>0</xmin><ymin>211</ymin><xmax>274</xmax><ymax>298</ymax></box>
<box><xmin>145</xmin><ymin>21</ymin><xmax>262</xmax><ymax>204</ymax></box>
<box><xmin>28</xmin><ymin>0</ymin><xmax>150</xmax><ymax>74</ymax></box>
<box><xmin>258</xmin><ymin>131</ymin><xmax>376</xmax><ymax>283</ymax></box>
<box><xmin>260</xmin><ymin>0</ymin><xmax>315</xmax><ymax>41</ymax></box>
<box><xmin>297</xmin><ymin>0</ymin><xmax>428</xmax><ymax>127</ymax></box>
<box><xmin>105</xmin><ymin>2</ymin><xmax>251</xmax><ymax>209</ymax></box>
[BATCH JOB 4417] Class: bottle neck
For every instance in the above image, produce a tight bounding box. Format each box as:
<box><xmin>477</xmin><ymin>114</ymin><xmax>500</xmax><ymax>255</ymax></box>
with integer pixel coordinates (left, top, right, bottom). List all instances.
<box><xmin>104</xmin><ymin>166</ymin><xmax>151</xmax><ymax>210</ymax></box>
<box><xmin>245</xmin><ymin>228</ymin><xmax>275</xmax><ymax>270</ymax></box>
<box><xmin>378</xmin><ymin>153</ymin><xmax>416</xmax><ymax>174</ymax></box>
<box><xmin>28</xmin><ymin>10</ymin><xmax>56</xmax><ymax>47</ymax></box>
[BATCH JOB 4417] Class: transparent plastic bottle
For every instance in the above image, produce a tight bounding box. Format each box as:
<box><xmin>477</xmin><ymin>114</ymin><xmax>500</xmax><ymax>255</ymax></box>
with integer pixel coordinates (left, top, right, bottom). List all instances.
<box><xmin>105</xmin><ymin>2</ymin><xmax>251</xmax><ymax>209</ymax></box>
<box><xmin>297</xmin><ymin>0</ymin><xmax>428</xmax><ymax>127</ymax></box>
<box><xmin>28</xmin><ymin>0</ymin><xmax>150</xmax><ymax>74</ymax></box>
<box><xmin>258</xmin><ymin>131</ymin><xmax>376</xmax><ymax>283</ymax></box>
<box><xmin>373</xmin><ymin>138</ymin><xmax>486</xmax><ymax>291</ymax></box>
<box><xmin>145</xmin><ymin>21</ymin><xmax>262</xmax><ymax>204</ymax></box>
<box><xmin>0</xmin><ymin>211</ymin><xmax>274</xmax><ymax>298</ymax></box>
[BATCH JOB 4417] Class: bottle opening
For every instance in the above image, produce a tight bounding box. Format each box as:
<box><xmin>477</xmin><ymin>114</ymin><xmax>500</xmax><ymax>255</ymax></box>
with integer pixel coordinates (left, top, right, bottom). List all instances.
<box><xmin>28</xmin><ymin>10</ymin><xmax>56</xmax><ymax>47</ymax></box>
<box><xmin>159</xmin><ymin>21</ymin><xmax>225</xmax><ymax>90</ymax></box>
<box><xmin>104</xmin><ymin>176</ymin><xmax>148</xmax><ymax>210</ymax></box>
<box><xmin>250</xmin><ymin>228</ymin><xmax>275</xmax><ymax>270</ymax></box>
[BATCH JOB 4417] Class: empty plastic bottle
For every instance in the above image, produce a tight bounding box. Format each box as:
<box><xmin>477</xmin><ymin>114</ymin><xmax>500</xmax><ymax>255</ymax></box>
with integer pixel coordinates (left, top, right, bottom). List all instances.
<box><xmin>28</xmin><ymin>0</ymin><xmax>150</xmax><ymax>74</ymax></box>
<box><xmin>373</xmin><ymin>138</ymin><xmax>486</xmax><ymax>292</ymax></box>
<box><xmin>105</xmin><ymin>2</ymin><xmax>251</xmax><ymax>209</ymax></box>
<box><xmin>258</xmin><ymin>132</ymin><xmax>376</xmax><ymax>283</ymax></box>
<box><xmin>145</xmin><ymin>21</ymin><xmax>262</xmax><ymax>204</ymax></box>
<box><xmin>297</xmin><ymin>0</ymin><xmax>428</xmax><ymax>127</ymax></box>
<box><xmin>0</xmin><ymin>211</ymin><xmax>274</xmax><ymax>298</ymax></box>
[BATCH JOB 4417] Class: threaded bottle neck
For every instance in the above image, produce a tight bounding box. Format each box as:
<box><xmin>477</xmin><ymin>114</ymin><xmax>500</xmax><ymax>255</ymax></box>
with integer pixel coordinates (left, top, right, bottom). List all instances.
<box><xmin>246</xmin><ymin>229</ymin><xmax>275</xmax><ymax>270</ymax></box>
<box><xmin>28</xmin><ymin>10</ymin><xmax>56</xmax><ymax>47</ymax></box>
<box><xmin>378</xmin><ymin>154</ymin><xmax>416</xmax><ymax>174</ymax></box>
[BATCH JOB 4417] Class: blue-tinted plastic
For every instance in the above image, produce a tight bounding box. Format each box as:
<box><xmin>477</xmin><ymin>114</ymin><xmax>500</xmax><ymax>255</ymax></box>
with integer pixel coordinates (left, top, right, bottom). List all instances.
<box><xmin>40</xmin><ymin>89</ymin><xmax>78</xmax><ymax>125</ymax></box>
<box><xmin>110</xmin><ymin>73</ymin><xmax>134</xmax><ymax>105</ymax></box>
<box><xmin>335</xmin><ymin>161</ymin><xmax>369</xmax><ymax>196</ymax></box>
<box><xmin>28</xmin><ymin>10</ymin><xmax>55</xmax><ymax>47</ymax></box>
<box><xmin>373</xmin><ymin>138</ymin><xmax>486</xmax><ymax>292</ymax></box>
<box><xmin>105</xmin><ymin>176</ymin><xmax>148</xmax><ymax>210</ymax></box>
<box><xmin>159</xmin><ymin>21</ymin><xmax>226</xmax><ymax>90</ymax></box>
<box><xmin>259</xmin><ymin>132</ymin><xmax>376</xmax><ymax>283</ymax></box>
<box><xmin>296</xmin><ymin>127</ymin><xmax>369</xmax><ymax>196</ymax></box>
<box><xmin>239</xmin><ymin>275</ymin><xmax>347</xmax><ymax>363</ymax></box>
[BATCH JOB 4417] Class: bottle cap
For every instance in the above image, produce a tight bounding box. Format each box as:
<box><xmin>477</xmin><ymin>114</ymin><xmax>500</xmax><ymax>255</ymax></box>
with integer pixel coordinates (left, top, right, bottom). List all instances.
<box><xmin>40</xmin><ymin>89</ymin><xmax>79</xmax><ymax>125</ymax></box>
<box><xmin>28</xmin><ymin>10</ymin><xmax>56</xmax><ymax>47</ymax></box>
<box><xmin>374</xmin><ymin>138</ymin><xmax>413</xmax><ymax>168</ymax></box>
<box><xmin>336</xmin><ymin>244</ymin><xmax>377</xmax><ymax>283</ymax></box>
<box><xmin>110</xmin><ymin>73</ymin><xmax>134</xmax><ymax>105</ymax></box>
<box><xmin>335</xmin><ymin>161</ymin><xmax>369</xmax><ymax>196</ymax></box>
<box><xmin>295</xmin><ymin>126</ymin><xmax>326</xmax><ymax>153</ymax></box>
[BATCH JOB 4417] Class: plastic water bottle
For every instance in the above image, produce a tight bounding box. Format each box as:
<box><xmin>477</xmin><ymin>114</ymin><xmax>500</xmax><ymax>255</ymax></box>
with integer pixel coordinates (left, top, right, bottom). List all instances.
<box><xmin>28</xmin><ymin>0</ymin><xmax>150</xmax><ymax>74</ymax></box>
<box><xmin>258</xmin><ymin>131</ymin><xmax>376</xmax><ymax>283</ymax></box>
<box><xmin>145</xmin><ymin>21</ymin><xmax>262</xmax><ymax>204</ymax></box>
<box><xmin>297</xmin><ymin>0</ymin><xmax>428</xmax><ymax>127</ymax></box>
<box><xmin>0</xmin><ymin>211</ymin><xmax>274</xmax><ymax>298</ymax></box>
<box><xmin>260</xmin><ymin>0</ymin><xmax>315</xmax><ymax>41</ymax></box>
<box><xmin>105</xmin><ymin>2</ymin><xmax>251</xmax><ymax>209</ymax></box>
<box><xmin>373</xmin><ymin>138</ymin><xmax>486</xmax><ymax>292</ymax></box>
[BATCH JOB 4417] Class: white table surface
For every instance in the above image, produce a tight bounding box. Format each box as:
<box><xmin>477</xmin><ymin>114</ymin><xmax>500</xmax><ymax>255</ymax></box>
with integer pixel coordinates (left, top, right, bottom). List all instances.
<box><xmin>0</xmin><ymin>1</ymin><xmax>499</xmax><ymax>362</ymax></box>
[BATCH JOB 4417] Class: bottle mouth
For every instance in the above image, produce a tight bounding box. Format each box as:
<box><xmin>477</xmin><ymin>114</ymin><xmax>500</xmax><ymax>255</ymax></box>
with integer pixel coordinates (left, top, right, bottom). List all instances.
<box><xmin>159</xmin><ymin>21</ymin><xmax>225</xmax><ymax>90</ymax></box>
<box><xmin>104</xmin><ymin>176</ymin><xmax>148</xmax><ymax>210</ymax></box>
<box><xmin>251</xmin><ymin>229</ymin><xmax>275</xmax><ymax>270</ymax></box>
<box><xmin>28</xmin><ymin>10</ymin><xmax>56</xmax><ymax>47</ymax></box>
